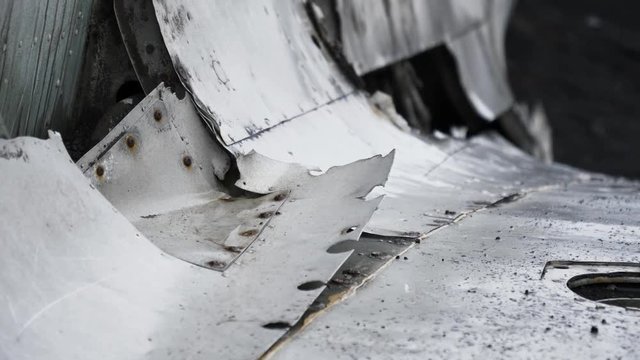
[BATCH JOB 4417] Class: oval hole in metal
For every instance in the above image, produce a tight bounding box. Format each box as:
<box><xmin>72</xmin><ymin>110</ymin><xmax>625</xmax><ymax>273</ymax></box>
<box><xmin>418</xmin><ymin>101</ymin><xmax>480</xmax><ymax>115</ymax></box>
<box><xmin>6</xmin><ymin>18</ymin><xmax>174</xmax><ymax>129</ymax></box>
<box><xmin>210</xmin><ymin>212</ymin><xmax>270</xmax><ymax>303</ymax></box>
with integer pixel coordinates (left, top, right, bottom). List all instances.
<box><xmin>567</xmin><ymin>272</ymin><xmax>640</xmax><ymax>310</ymax></box>
<box><xmin>262</xmin><ymin>321</ymin><xmax>291</xmax><ymax>330</ymax></box>
<box><xmin>297</xmin><ymin>280</ymin><xmax>325</xmax><ymax>291</ymax></box>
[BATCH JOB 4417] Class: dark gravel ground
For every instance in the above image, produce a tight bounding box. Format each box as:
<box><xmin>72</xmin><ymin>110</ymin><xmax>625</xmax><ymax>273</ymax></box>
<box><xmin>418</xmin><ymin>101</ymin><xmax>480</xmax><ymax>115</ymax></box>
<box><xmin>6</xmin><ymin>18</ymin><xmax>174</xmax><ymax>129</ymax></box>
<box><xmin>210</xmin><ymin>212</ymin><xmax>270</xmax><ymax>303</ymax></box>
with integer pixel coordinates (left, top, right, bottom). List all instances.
<box><xmin>506</xmin><ymin>0</ymin><xmax>640</xmax><ymax>179</ymax></box>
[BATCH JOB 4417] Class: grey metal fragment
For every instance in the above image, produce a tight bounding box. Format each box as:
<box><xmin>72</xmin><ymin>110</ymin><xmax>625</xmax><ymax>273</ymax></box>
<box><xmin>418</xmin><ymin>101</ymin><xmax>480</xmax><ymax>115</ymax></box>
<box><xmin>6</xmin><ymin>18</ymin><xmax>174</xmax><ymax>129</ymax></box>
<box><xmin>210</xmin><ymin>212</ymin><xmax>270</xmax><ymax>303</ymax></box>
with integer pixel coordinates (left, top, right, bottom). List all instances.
<box><xmin>0</xmin><ymin>130</ymin><xmax>390</xmax><ymax>359</ymax></box>
<box><xmin>152</xmin><ymin>0</ymin><xmax>352</xmax><ymax>145</ymax></box>
<box><xmin>274</xmin><ymin>178</ymin><xmax>640</xmax><ymax>359</ymax></box>
<box><xmin>335</xmin><ymin>0</ymin><xmax>514</xmax><ymax>119</ymax></box>
<box><xmin>78</xmin><ymin>85</ymin><xmax>256</xmax><ymax>270</ymax></box>
<box><xmin>336</xmin><ymin>0</ymin><xmax>486</xmax><ymax>75</ymax></box>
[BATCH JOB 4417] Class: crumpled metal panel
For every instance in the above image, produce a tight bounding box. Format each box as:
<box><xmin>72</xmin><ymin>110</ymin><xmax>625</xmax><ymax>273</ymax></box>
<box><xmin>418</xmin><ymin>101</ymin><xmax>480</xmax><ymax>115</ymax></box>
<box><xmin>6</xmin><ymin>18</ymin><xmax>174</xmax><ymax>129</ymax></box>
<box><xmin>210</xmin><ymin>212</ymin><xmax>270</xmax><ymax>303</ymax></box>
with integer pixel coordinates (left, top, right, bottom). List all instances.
<box><xmin>0</xmin><ymin>0</ymin><xmax>94</xmax><ymax>137</ymax></box>
<box><xmin>336</xmin><ymin>0</ymin><xmax>486</xmax><ymax>75</ymax></box>
<box><xmin>0</xmin><ymin>131</ymin><xmax>391</xmax><ymax>359</ymax></box>
<box><xmin>152</xmin><ymin>0</ymin><xmax>352</xmax><ymax>145</ymax></box>
<box><xmin>335</xmin><ymin>0</ymin><xmax>514</xmax><ymax>119</ymax></box>
<box><xmin>446</xmin><ymin>0</ymin><xmax>515</xmax><ymax>119</ymax></box>
<box><xmin>225</xmin><ymin>91</ymin><xmax>580</xmax><ymax>238</ymax></box>
<box><xmin>274</xmin><ymin>178</ymin><xmax>640</xmax><ymax>359</ymax></box>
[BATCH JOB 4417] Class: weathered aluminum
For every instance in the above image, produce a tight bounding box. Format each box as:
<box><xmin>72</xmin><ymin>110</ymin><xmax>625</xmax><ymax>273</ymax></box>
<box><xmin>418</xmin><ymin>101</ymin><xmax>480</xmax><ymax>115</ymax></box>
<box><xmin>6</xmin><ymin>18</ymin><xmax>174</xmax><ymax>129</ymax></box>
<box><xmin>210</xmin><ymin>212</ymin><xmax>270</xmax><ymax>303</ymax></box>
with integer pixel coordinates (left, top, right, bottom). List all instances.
<box><xmin>0</xmin><ymin>0</ymin><xmax>94</xmax><ymax>137</ymax></box>
<box><xmin>274</xmin><ymin>178</ymin><xmax>640</xmax><ymax>359</ymax></box>
<box><xmin>152</xmin><ymin>0</ymin><xmax>352</xmax><ymax>145</ymax></box>
<box><xmin>77</xmin><ymin>85</ymin><xmax>282</xmax><ymax>270</ymax></box>
<box><xmin>335</xmin><ymin>0</ymin><xmax>514</xmax><ymax>119</ymax></box>
<box><xmin>225</xmin><ymin>91</ymin><xmax>579</xmax><ymax>238</ymax></box>
<box><xmin>447</xmin><ymin>1</ymin><xmax>515</xmax><ymax>119</ymax></box>
<box><xmin>336</xmin><ymin>0</ymin><xmax>486</xmax><ymax>75</ymax></box>
<box><xmin>114</xmin><ymin>0</ymin><xmax>185</xmax><ymax>98</ymax></box>
<box><xmin>0</xmin><ymin>131</ymin><xmax>390</xmax><ymax>359</ymax></box>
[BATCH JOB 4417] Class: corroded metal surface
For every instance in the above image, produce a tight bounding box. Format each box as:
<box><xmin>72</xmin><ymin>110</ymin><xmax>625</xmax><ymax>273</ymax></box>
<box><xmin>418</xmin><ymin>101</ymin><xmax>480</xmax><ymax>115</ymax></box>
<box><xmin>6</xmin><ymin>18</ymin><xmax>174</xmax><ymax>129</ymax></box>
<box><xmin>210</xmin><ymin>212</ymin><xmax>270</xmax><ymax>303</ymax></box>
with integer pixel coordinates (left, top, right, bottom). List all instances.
<box><xmin>77</xmin><ymin>85</ymin><xmax>280</xmax><ymax>270</ymax></box>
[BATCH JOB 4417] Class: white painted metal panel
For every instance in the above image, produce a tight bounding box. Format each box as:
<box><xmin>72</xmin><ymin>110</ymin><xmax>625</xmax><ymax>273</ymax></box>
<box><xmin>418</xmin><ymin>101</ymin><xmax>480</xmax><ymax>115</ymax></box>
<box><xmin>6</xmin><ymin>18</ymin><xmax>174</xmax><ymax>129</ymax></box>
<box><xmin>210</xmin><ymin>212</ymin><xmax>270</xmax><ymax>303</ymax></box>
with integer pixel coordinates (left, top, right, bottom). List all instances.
<box><xmin>153</xmin><ymin>0</ymin><xmax>352</xmax><ymax>145</ymax></box>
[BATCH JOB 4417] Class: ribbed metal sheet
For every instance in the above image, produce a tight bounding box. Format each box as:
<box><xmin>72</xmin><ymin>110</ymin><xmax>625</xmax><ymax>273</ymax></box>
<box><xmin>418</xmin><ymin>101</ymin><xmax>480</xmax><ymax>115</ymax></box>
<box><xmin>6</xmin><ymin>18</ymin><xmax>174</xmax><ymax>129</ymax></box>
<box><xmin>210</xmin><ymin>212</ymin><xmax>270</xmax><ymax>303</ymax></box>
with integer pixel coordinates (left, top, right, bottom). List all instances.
<box><xmin>0</xmin><ymin>0</ymin><xmax>94</xmax><ymax>137</ymax></box>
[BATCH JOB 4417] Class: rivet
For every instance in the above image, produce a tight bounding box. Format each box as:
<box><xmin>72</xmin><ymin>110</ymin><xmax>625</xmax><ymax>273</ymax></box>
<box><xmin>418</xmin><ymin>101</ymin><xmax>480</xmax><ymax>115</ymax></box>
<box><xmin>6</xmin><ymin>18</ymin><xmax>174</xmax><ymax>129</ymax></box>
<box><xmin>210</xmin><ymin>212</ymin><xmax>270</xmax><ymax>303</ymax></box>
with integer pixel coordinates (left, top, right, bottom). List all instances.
<box><xmin>125</xmin><ymin>135</ymin><xmax>136</xmax><ymax>148</ymax></box>
<box><xmin>95</xmin><ymin>165</ymin><xmax>105</xmax><ymax>177</ymax></box>
<box><xmin>153</xmin><ymin>110</ymin><xmax>162</xmax><ymax>121</ymax></box>
<box><xmin>182</xmin><ymin>155</ymin><xmax>192</xmax><ymax>167</ymax></box>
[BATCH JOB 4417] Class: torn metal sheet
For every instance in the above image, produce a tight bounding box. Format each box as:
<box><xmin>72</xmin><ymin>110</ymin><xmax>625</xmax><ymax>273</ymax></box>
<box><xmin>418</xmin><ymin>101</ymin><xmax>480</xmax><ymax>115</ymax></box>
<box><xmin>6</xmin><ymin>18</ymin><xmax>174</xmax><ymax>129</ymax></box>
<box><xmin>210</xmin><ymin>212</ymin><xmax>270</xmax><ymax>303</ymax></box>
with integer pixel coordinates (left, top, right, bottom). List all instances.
<box><xmin>333</xmin><ymin>0</ymin><xmax>514</xmax><ymax>119</ymax></box>
<box><xmin>1</xmin><ymin>131</ymin><xmax>389</xmax><ymax>359</ymax></box>
<box><xmin>262</xmin><ymin>233</ymin><xmax>418</xmax><ymax>358</ymax></box>
<box><xmin>446</xmin><ymin>0</ymin><xmax>515</xmax><ymax>119</ymax></box>
<box><xmin>0</xmin><ymin>0</ymin><xmax>94</xmax><ymax>137</ymax></box>
<box><xmin>227</xmin><ymin>91</ymin><xmax>580</xmax><ymax>238</ymax></box>
<box><xmin>235</xmin><ymin>150</ymin><xmax>394</xmax><ymax>198</ymax></box>
<box><xmin>152</xmin><ymin>0</ymin><xmax>352</xmax><ymax>145</ymax></box>
<box><xmin>335</xmin><ymin>0</ymin><xmax>487</xmax><ymax>75</ymax></box>
<box><xmin>273</xmin><ymin>178</ymin><xmax>640</xmax><ymax>359</ymax></box>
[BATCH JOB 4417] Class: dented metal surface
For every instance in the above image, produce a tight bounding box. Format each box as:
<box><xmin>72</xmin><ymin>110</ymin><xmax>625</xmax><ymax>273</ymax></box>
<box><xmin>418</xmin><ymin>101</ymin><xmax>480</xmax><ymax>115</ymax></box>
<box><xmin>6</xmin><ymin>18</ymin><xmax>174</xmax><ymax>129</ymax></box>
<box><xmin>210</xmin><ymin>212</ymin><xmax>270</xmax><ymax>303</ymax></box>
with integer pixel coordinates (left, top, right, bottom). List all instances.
<box><xmin>0</xmin><ymin>131</ymin><xmax>390</xmax><ymax>359</ymax></box>
<box><xmin>152</xmin><ymin>0</ymin><xmax>352</xmax><ymax>145</ymax></box>
<box><xmin>274</xmin><ymin>178</ymin><xmax>640</xmax><ymax>359</ymax></box>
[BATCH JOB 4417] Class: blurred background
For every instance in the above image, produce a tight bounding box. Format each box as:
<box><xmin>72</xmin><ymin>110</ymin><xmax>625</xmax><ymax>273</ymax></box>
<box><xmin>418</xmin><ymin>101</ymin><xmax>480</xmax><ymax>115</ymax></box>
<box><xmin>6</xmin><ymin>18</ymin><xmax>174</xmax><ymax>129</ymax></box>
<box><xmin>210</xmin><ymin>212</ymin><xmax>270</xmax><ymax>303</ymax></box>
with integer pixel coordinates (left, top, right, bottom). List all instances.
<box><xmin>507</xmin><ymin>0</ymin><xmax>640</xmax><ymax>179</ymax></box>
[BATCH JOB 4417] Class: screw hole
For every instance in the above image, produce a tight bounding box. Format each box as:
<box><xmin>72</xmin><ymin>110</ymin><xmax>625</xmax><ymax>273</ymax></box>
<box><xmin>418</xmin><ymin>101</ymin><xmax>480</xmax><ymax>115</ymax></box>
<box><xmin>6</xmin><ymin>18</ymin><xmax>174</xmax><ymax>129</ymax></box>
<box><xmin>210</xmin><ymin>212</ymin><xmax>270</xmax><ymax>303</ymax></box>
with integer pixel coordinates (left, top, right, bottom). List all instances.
<box><xmin>182</xmin><ymin>155</ymin><xmax>192</xmax><ymax>167</ymax></box>
<box><xmin>125</xmin><ymin>135</ymin><xmax>136</xmax><ymax>149</ymax></box>
<box><xmin>95</xmin><ymin>165</ymin><xmax>105</xmax><ymax>177</ymax></box>
<box><xmin>153</xmin><ymin>110</ymin><xmax>163</xmax><ymax>121</ymax></box>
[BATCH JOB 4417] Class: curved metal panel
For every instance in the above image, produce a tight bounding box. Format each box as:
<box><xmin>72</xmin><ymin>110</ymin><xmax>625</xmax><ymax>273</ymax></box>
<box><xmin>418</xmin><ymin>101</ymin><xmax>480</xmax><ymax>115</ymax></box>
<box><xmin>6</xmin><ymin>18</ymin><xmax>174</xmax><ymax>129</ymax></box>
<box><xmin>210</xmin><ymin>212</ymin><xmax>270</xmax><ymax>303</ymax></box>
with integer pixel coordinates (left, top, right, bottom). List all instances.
<box><xmin>0</xmin><ymin>130</ymin><xmax>391</xmax><ymax>359</ymax></box>
<box><xmin>152</xmin><ymin>0</ymin><xmax>352</xmax><ymax>145</ymax></box>
<box><xmin>0</xmin><ymin>0</ymin><xmax>94</xmax><ymax>137</ymax></box>
<box><xmin>336</xmin><ymin>0</ymin><xmax>486</xmax><ymax>75</ymax></box>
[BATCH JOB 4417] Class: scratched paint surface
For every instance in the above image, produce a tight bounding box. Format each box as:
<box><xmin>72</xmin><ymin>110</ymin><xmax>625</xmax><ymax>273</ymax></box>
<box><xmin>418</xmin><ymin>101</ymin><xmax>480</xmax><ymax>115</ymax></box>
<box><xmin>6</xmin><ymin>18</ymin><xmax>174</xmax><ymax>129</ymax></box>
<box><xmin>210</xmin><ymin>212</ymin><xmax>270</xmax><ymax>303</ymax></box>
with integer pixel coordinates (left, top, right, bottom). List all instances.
<box><xmin>0</xmin><ymin>133</ymin><xmax>390</xmax><ymax>359</ymax></box>
<box><xmin>152</xmin><ymin>0</ymin><xmax>352</xmax><ymax>145</ymax></box>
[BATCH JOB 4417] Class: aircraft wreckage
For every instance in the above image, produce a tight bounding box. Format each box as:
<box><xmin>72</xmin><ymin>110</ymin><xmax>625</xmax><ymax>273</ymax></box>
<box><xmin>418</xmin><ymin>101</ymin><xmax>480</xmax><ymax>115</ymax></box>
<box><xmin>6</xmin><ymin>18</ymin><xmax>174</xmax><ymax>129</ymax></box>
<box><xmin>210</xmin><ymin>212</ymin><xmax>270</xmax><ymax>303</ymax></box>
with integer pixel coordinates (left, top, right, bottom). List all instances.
<box><xmin>1</xmin><ymin>1</ymin><xmax>639</xmax><ymax>359</ymax></box>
